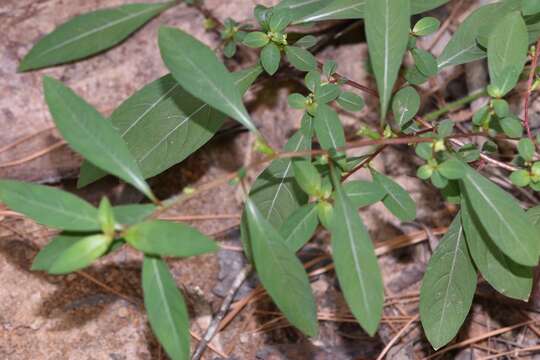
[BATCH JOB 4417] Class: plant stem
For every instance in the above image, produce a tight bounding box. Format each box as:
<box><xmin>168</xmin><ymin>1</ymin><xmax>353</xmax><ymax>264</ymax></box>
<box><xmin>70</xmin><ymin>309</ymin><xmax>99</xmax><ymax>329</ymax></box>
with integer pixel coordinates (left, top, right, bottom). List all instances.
<box><xmin>424</xmin><ymin>90</ymin><xmax>487</xmax><ymax>122</ymax></box>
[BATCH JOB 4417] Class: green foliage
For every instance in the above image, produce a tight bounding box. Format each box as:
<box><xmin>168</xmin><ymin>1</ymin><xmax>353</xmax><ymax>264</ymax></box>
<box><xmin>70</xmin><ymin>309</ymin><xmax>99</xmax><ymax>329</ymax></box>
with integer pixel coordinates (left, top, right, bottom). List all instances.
<box><xmin>313</xmin><ymin>104</ymin><xmax>346</xmax><ymax>150</ymax></box>
<box><xmin>285</xmin><ymin>46</ymin><xmax>317</xmax><ymax>71</ymax></box>
<box><xmin>261</xmin><ymin>43</ymin><xmax>281</xmax><ymax>75</ymax></box>
<box><xmin>412</xmin><ymin>17</ymin><xmax>440</xmax><ymax>36</ymax></box>
<box><xmin>279</xmin><ymin>203</ymin><xmax>319</xmax><ymax>252</ymax></box>
<box><xmin>48</xmin><ymin>234</ymin><xmax>111</xmax><ymax>274</ymax></box>
<box><xmin>371</xmin><ymin>169</ymin><xmax>416</xmax><ymax>221</ymax></box>
<box><xmin>19</xmin><ymin>2</ymin><xmax>173</xmax><ymax>71</ymax></box>
<box><xmin>142</xmin><ymin>256</ymin><xmax>190</xmax><ymax>360</ymax></box>
<box><xmin>125</xmin><ymin>220</ymin><xmax>218</xmax><ymax>257</ymax></box>
<box><xmin>365</xmin><ymin>0</ymin><xmax>411</xmax><ymax>123</ymax></box>
<box><xmin>420</xmin><ymin>215</ymin><xmax>476</xmax><ymax>350</ymax></box>
<box><xmin>342</xmin><ymin>180</ymin><xmax>386</xmax><ymax>208</ymax></box>
<box><xmin>159</xmin><ymin>27</ymin><xmax>257</xmax><ymax>132</ymax></box>
<box><xmin>392</xmin><ymin>86</ymin><xmax>420</xmax><ymax>129</ymax></box>
<box><xmin>0</xmin><ymin>180</ymin><xmax>100</xmax><ymax>231</ymax></box>
<box><xmin>244</xmin><ymin>199</ymin><xmax>318</xmax><ymax>336</ymax></box>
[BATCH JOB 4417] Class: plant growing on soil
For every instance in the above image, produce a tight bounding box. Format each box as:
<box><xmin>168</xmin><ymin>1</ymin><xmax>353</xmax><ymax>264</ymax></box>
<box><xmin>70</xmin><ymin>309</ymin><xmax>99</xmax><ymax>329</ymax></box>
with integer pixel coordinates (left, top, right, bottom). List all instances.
<box><xmin>5</xmin><ymin>0</ymin><xmax>540</xmax><ymax>358</ymax></box>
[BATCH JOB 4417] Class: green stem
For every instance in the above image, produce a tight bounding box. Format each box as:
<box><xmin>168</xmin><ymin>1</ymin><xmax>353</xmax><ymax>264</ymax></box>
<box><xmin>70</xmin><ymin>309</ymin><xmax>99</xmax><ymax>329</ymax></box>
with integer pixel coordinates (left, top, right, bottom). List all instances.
<box><xmin>424</xmin><ymin>90</ymin><xmax>487</xmax><ymax>122</ymax></box>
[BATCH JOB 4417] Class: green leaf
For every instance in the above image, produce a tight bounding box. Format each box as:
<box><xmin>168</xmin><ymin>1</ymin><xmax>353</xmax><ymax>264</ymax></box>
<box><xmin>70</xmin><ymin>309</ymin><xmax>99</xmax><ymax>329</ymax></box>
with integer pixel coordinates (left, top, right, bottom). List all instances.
<box><xmin>241</xmin><ymin>121</ymin><xmax>312</xmax><ymax>258</ymax></box>
<box><xmin>500</xmin><ymin>117</ymin><xmax>524</xmax><ymax>138</ymax></box>
<box><xmin>313</xmin><ymin>104</ymin><xmax>346</xmax><ymax>150</ymax></box>
<box><xmin>460</xmin><ymin>166</ymin><xmax>540</xmax><ymax>266</ymax></box>
<box><xmin>18</xmin><ymin>2</ymin><xmax>172</xmax><ymax>71</ymax></box>
<box><xmin>275</xmin><ymin>0</ymin><xmax>328</xmax><ymax>22</ymax></box>
<box><xmin>412</xmin><ymin>17</ymin><xmax>440</xmax><ymax>36</ymax></box>
<box><xmin>419</xmin><ymin>214</ymin><xmax>476</xmax><ymax>350</ymax></box>
<box><xmin>438</xmin><ymin>1</ymin><xmax>521</xmax><ymax>69</ymax></box>
<box><xmin>244</xmin><ymin>199</ymin><xmax>318</xmax><ymax>336</ymax></box>
<box><xmin>98</xmin><ymin>197</ymin><xmax>116</xmax><ymax>236</ymax></box>
<box><xmin>371</xmin><ymin>169</ymin><xmax>416</xmax><ymax>221</ymax></box>
<box><xmin>279</xmin><ymin>203</ymin><xmax>319</xmax><ymax>252</ymax></box>
<box><xmin>412</xmin><ymin>48</ymin><xmax>438</xmax><ymax>77</ymax></box>
<box><xmin>404</xmin><ymin>66</ymin><xmax>428</xmax><ymax>85</ymax></box>
<box><xmin>288</xmin><ymin>93</ymin><xmax>307</xmax><ymax>109</ymax></box>
<box><xmin>142</xmin><ymin>256</ymin><xmax>190</xmax><ymax>360</ymax></box>
<box><xmin>437</xmin><ymin>158</ymin><xmax>466</xmax><ymax>180</ymax></box>
<box><xmin>305</xmin><ymin>71</ymin><xmax>321</xmax><ymax>92</ymax></box>
<box><xmin>492</xmin><ymin>99</ymin><xmax>509</xmax><ymax>118</ymax></box>
<box><xmin>0</xmin><ymin>180</ymin><xmax>99</xmax><ymax>231</ymax></box>
<box><xmin>365</xmin><ymin>0</ymin><xmax>411</xmax><ymax>123</ymax></box>
<box><xmin>159</xmin><ymin>27</ymin><xmax>257</xmax><ymax>132</ymax></box>
<box><xmin>293</xmin><ymin>160</ymin><xmax>323</xmax><ymax>196</ymax></box>
<box><xmin>49</xmin><ymin>234</ymin><xmax>110</xmax><ymax>274</ymax></box>
<box><xmin>285</xmin><ymin>46</ymin><xmax>317</xmax><ymax>72</ymax></box>
<box><xmin>125</xmin><ymin>220</ymin><xmax>217</xmax><ymax>257</ymax></box>
<box><xmin>337</xmin><ymin>91</ymin><xmax>364</xmax><ymax>112</ymax></box>
<box><xmin>32</xmin><ymin>233</ymin><xmax>86</xmax><ymax>271</ymax></box>
<box><xmin>392</xmin><ymin>86</ymin><xmax>420</xmax><ymax>128</ymax></box>
<box><xmin>510</xmin><ymin>170</ymin><xmax>531</xmax><ymax>187</ymax></box>
<box><xmin>518</xmin><ymin>138</ymin><xmax>535</xmax><ymax>161</ymax></box>
<box><xmin>43</xmin><ymin>77</ymin><xmax>155</xmax><ymax>201</ymax></box>
<box><xmin>329</xmin><ymin>168</ymin><xmax>384</xmax><ymax>336</ymax></box>
<box><xmin>295</xmin><ymin>35</ymin><xmax>317</xmax><ymax>49</ymax></box>
<box><xmin>487</xmin><ymin>12</ymin><xmax>528</xmax><ymax>97</ymax></box>
<box><xmin>269</xmin><ymin>10</ymin><xmax>292</xmax><ymax>32</ymax></box>
<box><xmin>461</xmin><ymin>200</ymin><xmax>533</xmax><ymax>300</ymax></box>
<box><xmin>342</xmin><ymin>180</ymin><xmax>386</xmax><ymax>208</ymax></box>
<box><xmin>261</xmin><ymin>43</ymin><xmax>281</xmax><ymax>75</ymax></box>
<box><xmin>78</xmin><ymin>66</ymin><xmax>262</xmax><ymax>186</ymax></box>
<box><xmin>315</xmin><ymin>83</ymin><xmax>341</xmax><ymax>104</ymax></box>
<box><xmin>242</xmin><ymin>31</ymin><xmax>269</xmax><ymax>48</ymax></box>
<box><xmin>113</xmin><ymin>204</ymin><xmax>156</xmax><ymax>225</ymax></box>
<box><xmin>523</xmin><ymin>0</ymin><xmax>540</xmax><ymax>15</ymax></box>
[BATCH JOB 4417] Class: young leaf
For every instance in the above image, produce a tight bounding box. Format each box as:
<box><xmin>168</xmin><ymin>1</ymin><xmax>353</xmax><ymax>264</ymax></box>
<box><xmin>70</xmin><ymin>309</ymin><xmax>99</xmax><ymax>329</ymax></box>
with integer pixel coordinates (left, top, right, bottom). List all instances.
<box><xmin>269</xmin><ymin>10</ymin><xmax>292</xmax><ymax>32</ymax></box>
<box><xmin>295</xmin><ymin>35</ymin><xmax>317</xmax><ymax>49</ymax></box>
<box><xmin>500</xmin><ymin>117</ymin><xmax>523</xmax><ymax>138</ymax></box>
<box><xmin>98</xmin><ymin>197</ymin><xmax>116</xmax><ymax>237</ymax></box>
<box><xmin>113</xmin><ymin>204</ymin><xmax>156</xmax><ymax>225</ymax></box>
<box><xmin>142</xmin><ymin>256</ymin><xmax>190</xmax><ymax>360</ymax></box>
<box><xmin>460</xmin><ymin>166</ymin><xmax>539</xmax><ymax>266</ymax></box>
<box><xmin>412</xmin><ymin>17</ymin><xmax>440</xmax><ymax>36</ymax></box>
<box><xmin>49</xmin><ymin>234</ymin><xmax>110</xmax><ymax>274</ymax></box>
<box><xmin>437</xmin><ymin>158</ymin><xmax>466</xmax><ymax>180</ymax></box>
<box><xmin>261</xmin><ymin>43</ymin><xmax>281</xmax><ymax>75</ymax></box>
<box><xmin>337</xmin><ymin>91</ymin><xmax>364</xmax><ymax>112</ymax></box>
<box><xmin>392</xmin><ymin>86</ymin><xmax>420</xmax><ymax>128</ymax></box>
<box><xmin>288</xmin><ymin>93</ymin><xmax>307</xmax><ymax>109</ymax></box>
<box><xmin>412</xmin><ymin>48</ymin><xmax>438</xmax><ymax>77</ymax></box>
<box><xmin>0</xmin><ymin>180</ymin><xmax>99</xmax><ymax>231</ymax></box>
<box><xmin>43</xmin><ymin>77</ymin><xmax>155</xmax><ymax>201</ymax></box>
<box><xmin>279</xmin><ymin>203</ymin><xmax>319</xmax><ymax>252</ymax></box>
<box><xmin>125</xmin><ymin>220</ymin><xmax>217</xmax><ymax>257</ymax></box>
<box><xmin>313</xmin><ymin>104</ymin><xmax>346</xmax><ymax>150</ymax></box>
<box><xmin>371</xmin><ymin>169</ymin><xmax>416</xmax><ymax>221</ymax></box>
<box><xmin>419</xmin><ymin>214</ymin><xmax>476</xmax><ymax>350</ymax></box>
<box><xmin>342</xmin><ymin>180</ymin><xmax>386</xmax><ymax>208</ymax></box>
<box><xmin>461</xmin><ymin>200</ymin><xmax>533</xmax><ymax>300</ymax></box>
<box><xmin>32</xmin><ymin>233</ymin><xmax>86</xmax><ymax>271</ymax></box>
<box><xmin>365</xmin><ymin>0</ymin><xmax>411</xmax><ymax>123</ymax></box>
<box><xmin>293</xmin><ymin>159</ymin><xmax>323</xmax><ymax>196</ymax></box>
<box><xmin>315</xmin><ymin>83</ymin><xmax>341</xmax><ymax>104</ymax></box>
<box><xmin>330</xmin><ymin>168</ymin><xmax>384</xmax><ymax>336</ymax></box>
<box><xmin>487</xmin><ymin>11</ymin><xmax>528</xmax><ymax>97</ymax></box>
<box><xmin>438</xmin><ymin>2</ymin><xmax>520</xmax><ymax>69</ymax></box>
<box><xmin>285</xmin><ymin>46</ymin><xmax>317</xmax><ymax>72</ymax></box>
<box><xmin>244</xmin><ymin>199</ymin><xmax>319</xmax><ymax>336</ymax></box>
<box><xmin>518</xmin><ymin>138</ymin><xmax>535</xmax><ymax>161</ymax></box>
<box><xmin>78</xmin><ymin>66</ymin><xmax>262</xmax><ymax>186</ymax></box>
<box><xmin>18</xmin><ymin>2</ymin><xmax>173</xmax><ymax>71</ymax></box>
<box><xmin>242</xmin><ymin>31</ymin><xmax>269</xmax><ymax>48</ymax></box>
<box><xmin>159</xmin><ymin>27</ymin><xmax>257</xmax><ymax>132</ymax></box>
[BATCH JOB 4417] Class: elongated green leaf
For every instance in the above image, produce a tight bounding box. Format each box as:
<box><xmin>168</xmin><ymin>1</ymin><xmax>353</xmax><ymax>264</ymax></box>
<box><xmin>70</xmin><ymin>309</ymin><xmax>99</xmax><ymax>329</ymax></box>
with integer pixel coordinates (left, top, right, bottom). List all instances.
<box><xmin>32</xmin><ymin>233</ymin><xmax>86</xmax><ymax>271</ymax></box>
<box><xmin>78</xmin><ymin>66</ymin><xmax>262</xmax><ymax>186</ymax></box>
<box><xmin>419</xmin><ymin>214</ymin><xmax>476</xmax><ymax>350</ymax></box>
<box><xmin>261</xmin><ymin>43</ymin><xmax>281</xmax><ymax>75</ymax></box>
<box><xmin>461</xmin><ymin>200</ymin><xmax>532</xmax><ymax>300</ymax></box>
<box><xmin>392</xmin><ymin>86</ymin><xmax>420</xmax><ymax>129</ymax></box>
<box><xmin>240</xmin><ymin>121</ymin><xmax>312</xmax><ymax>260</ymax></box>
<box><xmin>244</xmin><ymin>199</ymin><xmax>318</xmax><ymax>336</ymax></box>
<box><xmin>49</xmin><ymin>234</ymin><xmax>110</xmax><ymax>274</ymax></box>
<box><xmin>276</xmin><ymin>0</ymin><xmax>328</xmax><ymax>22</ymax></box>
<box><xmin>527</xmin><ymin>205</ymin><xmax>540</xmax><ymax>226</ymax></box>
<box><xmin>113</xmin><ymin>204</ymin><xmax>156</xmax><ymax>225</ymax></box>
<box><xmin>19</xmin><ymin>2</ymin><xmax>172</xmax><ymax>71</ymax></box>
<box><xmin>342</xmin><ymin>180</ymin><xmax>385</xmax><ymax>208</ymax></box>
<box><xmin>125</xmin><ymin>220</ymin><xmax>217</xmax><ymax>257</ymax></box>
<box><xmin>487</xmin><ymin>11</ymin><xmax>528</xmax><ymax>97</ymax></box>
<box><xmin>330</xmin><ymin>168</ymin><xmax>384</xmax><ymax>336</ymax></box>
<box><xmin>279</xmin><ymin>203</ymin><xmax>319</xmax><ymax>252</ymax></box>
<box><xmin>365</xmin><ymin>0</ymin><xmax>410</xmax><ymax>123</ymax></box>
<box><xmin>159</xmin><ymin>27</ymin><xmax>256</xmax><ymax>132</ymax></box>
<box><xmin>142</xmin><ymin>256</ymin><xmax>190</xmax><ymax>360</ymax></box>
<box><xmin>43</xmin><ymin>77</ymin><xmax>154</xmax><ymax>200</ymax></box>
<box><xmin>295</xmin><ymin>0</ymin><xmax>447</xmax><ymax>24</ymax></box>
<box><xmin>285</xmin><ymin>46</ymin><xmax>317</xmax><ymax>72</ymax></box>
<box><xmin>438</xmin><ymin>1</ymin><xmax>521</xmax><ymax>69</ymax></box>
<box><xmin>0</xmin><ymin>180</ymin><xmax>99</xmax><ymax>231</ymax></box>
<box><xmin>460</xmin><ymin>167</ymin><xmax>539</xmax><ymax>266</ymax></box>
<box><xmin>371</xmin><ymin>169</ymin><xmax>416</xmax><ymax>221</ymax></box>
<box><xmin>313</xmin><ymin>104</ymin><xmax>345</xmax><ymax>150</ymax></box>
